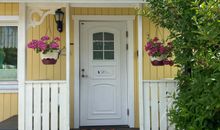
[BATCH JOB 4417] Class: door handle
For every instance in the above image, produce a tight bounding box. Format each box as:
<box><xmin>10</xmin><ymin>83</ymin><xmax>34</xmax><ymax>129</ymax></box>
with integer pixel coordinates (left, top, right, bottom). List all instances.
<box><xmin>81</xmin><ymin>69</ymin><xmax>88</xmax><ymax>78</ymax></box>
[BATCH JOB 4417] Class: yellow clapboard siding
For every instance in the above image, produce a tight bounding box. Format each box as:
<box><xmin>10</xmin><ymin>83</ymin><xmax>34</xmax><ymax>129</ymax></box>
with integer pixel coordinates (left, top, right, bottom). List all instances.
<box><xmin>46</xmin><ymin>15</ymin><xmax>55</xmax><ymax>80</ymax></box>
<box><xmin>5</xmin><ymin>3</ymin><xmax>12</xmax><ymax>15</ymax></box>
<box><xmin>0</xmin><ymin>94</ymin><xmax>18</xmax><ymax>122</ymax></box>
<box><xmin>39</xmin><ymin>15</ymin><xmax>47</xmax><ymax>80</ymax></box>
<box><xmin>3</xmin><ymin>94</ymin><xmax>11</xmax><ymax>120</ymax></box>
<box><xmin>27</xmin><ymin>28</ymin><xmax>33</xmax><ymax>80</ymax></box>
<box><xmin>0</xmin><ymin>94</ymin><xmax>3</xmax><ymax>121</ymax></box>
<box><xmin>0</xmin><ymin>3</ymin><xmax>5</xmax><ymax>15</ymax></box>
<box><xmin>0</xmin><ymin>3</ymin><xmax>18</xmax><ymax>16</ymax></box>
<box><xmin>142</xmin><ymin>17</ymin><xmax>151</xmax><ymax>80</ymax></box>
<box><xmin>10</xmin><ymin>94</ymin><xmax>18</xmax><ymax>116</ymax></box>
<box><xmin>53</xmin><ymin>16</ymin><xmax>62</xmax><ymax>80</ymax></box>
<box><xmin>12</xmin><ymin>3</ymin><xmax>19</xmax><ymax>15</ymax></box>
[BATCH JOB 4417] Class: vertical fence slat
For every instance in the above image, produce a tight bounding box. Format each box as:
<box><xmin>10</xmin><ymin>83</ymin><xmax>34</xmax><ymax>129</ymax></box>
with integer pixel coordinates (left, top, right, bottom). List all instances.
<box><xmin>144</xmin><ymin>82</ymin><xmax>151</xmax><ymax>130</ymax></box>
<box><xmin>51</xmin><ymin>83</ymin><xmax>58</xmax><ymax>130</ymax></box>
<box><xmin>167</xmin><ymin>82</ymin><xmax>176</xmax><ymax>130</ymax></box>
<box><xmin>25</xmin><ymin>83</ymin><xmax>33</xmax><ymax>130</ymax></box>
<box><xmin>151</xmin><ymin>82</ymin><xmax>159</xmax><ymax>130</ymax></box>
<box><xmin>59</xmin><ymin>83</ymin><xmax>67</xmax><ymax>130</ymax></box>
<box><xmin>34</xmin><ymin>84</ymin><xmax>41</xmax><ymax>130</ymax></box>
<box><xmin>42</xmin><ymin>83</ymin><xmax>50</xmax><ymax>130</ymax></box>
<box><xmin>159</xmin><ymin>82</ymin><xmax>168</xmax><ymax>130</ymax></box>
<box><xmin>143</xmin><ymin>80</ymin><xmax>177</xmax><ymax>130</ymax></box>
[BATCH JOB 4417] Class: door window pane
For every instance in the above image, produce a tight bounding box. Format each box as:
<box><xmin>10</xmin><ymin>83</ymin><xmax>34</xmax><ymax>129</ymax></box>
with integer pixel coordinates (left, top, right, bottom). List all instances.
<box><xmin>0</xmin><ymin>26</ymin><xmax>17</xmax><ymax>81</ymax></box>
<box><xmin>93</xmin><ymin>51</ymin><xmax>103</xmax><ymax>60</ymax></box>
<box><xmin>93</xmin><ymin>32</ymin><xmax>103</xmax><ymax>40</ymax></box>
<box><xmin>104</xmin><ymin>42</ymin><xmax>114</xmax><ymax>50</ymax></box>
<box><xmin>104</xmin><ymin>51</ymin><xmax>114</xmax><ymax>60</ymax></box>
<box><xmin>93</xmin><ymin>32</ymin><xmax>115</xmax><ymax>60</ymax></box>
<box><xmin>104</xmin><ymin>32</ymin><xmax>114</xmax><ymax>41</ymax></box>
<box><xmin>93</xmin><ymin>42</ymin><xmax>103</xmax><ymax>50</ymax></box>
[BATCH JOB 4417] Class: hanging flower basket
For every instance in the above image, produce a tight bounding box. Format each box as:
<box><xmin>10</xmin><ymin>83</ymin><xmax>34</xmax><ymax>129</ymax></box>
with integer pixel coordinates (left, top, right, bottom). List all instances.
<box><xmin>40</xmin><ymin>50</ymin><xmax>60</xmax><ymax>65</ymax></box>
<box><xmin>27</xmin><ymin>35</ymin><xmax>61</xmax><ymax>65</ymax></box>
<box><xmin>150</xmin><ymin>56</ymin><xmax>165</xmax><ymax>66</ymax></box>
<box><xmin>145</xmin><ymin>37</ymin><xmax>174</xmax><ymax>66</ymax></box>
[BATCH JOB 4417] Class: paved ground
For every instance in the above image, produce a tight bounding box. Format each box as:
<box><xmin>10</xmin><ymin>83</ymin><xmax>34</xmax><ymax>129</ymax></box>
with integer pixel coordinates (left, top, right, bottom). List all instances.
<box><xmin>0</xmin><ymin>116</ymin><xmax>139</xmax><ymax>130</ymax></box>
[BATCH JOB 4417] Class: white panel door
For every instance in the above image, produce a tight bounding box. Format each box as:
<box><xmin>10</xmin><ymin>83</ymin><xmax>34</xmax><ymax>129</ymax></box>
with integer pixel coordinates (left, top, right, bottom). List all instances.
<box><xmin>80</xmin><ymin>22</ymin><xmax>128</xmax><ymax>126</ymax></box>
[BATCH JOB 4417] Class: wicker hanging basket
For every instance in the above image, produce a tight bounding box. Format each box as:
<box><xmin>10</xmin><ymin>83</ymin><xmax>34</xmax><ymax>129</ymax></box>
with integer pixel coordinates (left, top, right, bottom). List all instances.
<box><xmin>150</xmin><ymin>56</ymin><xmax>165</xmax><ymax>66</ymax></box>
<box><xmin>40</xmin><ymin>50</ymin><xmax>60</xmax><ymax>65</ymax></box>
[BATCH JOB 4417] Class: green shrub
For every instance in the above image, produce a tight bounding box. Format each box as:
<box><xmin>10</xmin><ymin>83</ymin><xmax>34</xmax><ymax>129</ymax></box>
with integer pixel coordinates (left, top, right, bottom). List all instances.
<box><xmin>139</xmin><ymin>0</ymin><xmax>220</xmax><ymax>129</ymax></box>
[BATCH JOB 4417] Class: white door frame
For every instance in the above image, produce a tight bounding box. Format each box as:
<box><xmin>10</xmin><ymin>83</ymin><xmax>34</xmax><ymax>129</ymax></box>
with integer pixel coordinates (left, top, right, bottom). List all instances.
<box><xmin>73</xmin><ymin>15</ymin><xmax>135</xmax><ymax>128</ymax></box>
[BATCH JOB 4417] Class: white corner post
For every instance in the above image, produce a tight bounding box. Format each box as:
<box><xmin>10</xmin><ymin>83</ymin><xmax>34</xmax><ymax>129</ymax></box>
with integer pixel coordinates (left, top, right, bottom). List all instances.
<box><xmin>73</xmin><ymin>16</ymin><xmax>80</xmax><ymax>129</ymax></box>
<box><xmin>138</xmin><ymin>4</ymin><xmax>144</xmax><ymax>130</ymax></box>
<box><xmin>127</xmin><ymin>20</ymin><xmax>135</xmax><ymax>128</ymax></box>
<box><xmin>65</xmin><ymin>3</ymin><xmax>70</xmax><ymax>130</ymax></box>
<box><xmin>18</xmin><ymin>3</ymin><xmax>26</xmax><ymax>130</ymax></box>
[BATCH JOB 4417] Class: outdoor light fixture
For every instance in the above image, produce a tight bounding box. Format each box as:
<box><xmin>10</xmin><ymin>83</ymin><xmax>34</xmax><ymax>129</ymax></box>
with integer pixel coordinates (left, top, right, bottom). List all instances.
<box><xmin>54</xmin><ymin>9</ymin><xmax>64</xmax><ymax>32</ymax></box>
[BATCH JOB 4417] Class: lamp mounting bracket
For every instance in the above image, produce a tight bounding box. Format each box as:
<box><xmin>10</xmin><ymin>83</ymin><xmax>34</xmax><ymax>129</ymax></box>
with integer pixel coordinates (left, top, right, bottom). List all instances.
<box><xmin>27</xmin><ymin>4</ymin><xmax>66</xmax><ymax>29</ymax></box>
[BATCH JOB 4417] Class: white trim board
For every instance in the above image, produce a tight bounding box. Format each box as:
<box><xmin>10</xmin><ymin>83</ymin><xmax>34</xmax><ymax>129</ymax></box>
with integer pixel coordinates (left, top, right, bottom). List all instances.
<box><xmin>0</xmin><ymin>16</ymin><xmax>19</xmax><ymax>22</ymax></box>
<box><xmin>3</xmin><ymin>0</ymin><xmax>147</xmax><ymax>3</ymax></box>
<box><xmin>73</xmin><ymin>15</ymin><xmax>135</xmax><ymax>128</ymax></box>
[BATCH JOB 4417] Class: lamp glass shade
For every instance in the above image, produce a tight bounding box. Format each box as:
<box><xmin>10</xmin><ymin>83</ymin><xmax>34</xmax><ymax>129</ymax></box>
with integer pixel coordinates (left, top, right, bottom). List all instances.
<box><xmin>55</xmin><ymin>9</ymin><xmax>64</xmax><ymax>22</ymax></box>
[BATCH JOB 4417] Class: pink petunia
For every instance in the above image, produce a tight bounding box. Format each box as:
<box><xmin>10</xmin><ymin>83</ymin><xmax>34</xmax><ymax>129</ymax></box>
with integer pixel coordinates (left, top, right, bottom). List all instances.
<box><xmin>41</xmin><ymin>35</ymin><xmax>50</xmax><ymax>41</ymax></box>
<box><xmin>27</xmin><ymin>40</ymin><xmax>38</xmax><ymax>49</ymax></box>
<box><xmin>159</xmin><ymin>46</ymin><xmax>165</xmax><ymax>54</ymax></box>
<box><xmin>38</xmin><ymin>40</ymin><xmax>47</xmax><ymax>51</ymax></box>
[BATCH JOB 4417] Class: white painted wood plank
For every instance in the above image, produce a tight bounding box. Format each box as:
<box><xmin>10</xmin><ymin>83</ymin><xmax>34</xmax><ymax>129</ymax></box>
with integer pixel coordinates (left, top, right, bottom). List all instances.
<box><xmin>137</xmin><ymin>12</ymin><xmax>144</xmax><ymax>130</ymax></box>
<box><xmin>151</xmin><ymin>82</ymin><xmax>159</xmax><ymax>130</ymax></box>
<box><xmin>167</xmin><ymin>82</ymin><xmax>176</xmax><ymax>130</ymax></box>
<box><xmin>127</xmin><ymin>20</ymin><xmax>135</xmax><ymax>127</ymax></box>
<box><xmin>25</xmin><ymin>83</ymin><xmax>33</xmax><ymax>130</ymax></box>
<box><xmin>143</xmin><ymin>82</ymin><xmax>151</xmax><ymax>130</ymax></box>
<box><xmin>65</xmin><ymin>4</ymin><xmax>70</xmax><ymax>130</ymax></box>
<box><xmin>34</xmin><ymin>84</ymin><xmax>41</xmax><ymax>130</ymax></box>
<box><xmin>42</xmin><ymin>83</ymin><xmax>50</xmax><ymax>130</ymax></box>
<box><xmin>51</xmin><ymin>83</ymin><xmax>58</xmax><ymax>130</ymax></box>
<box><xmin>159</xmin><ymin>82</ymin><xmax>168</xmax><ymax>130</ymax></box>
<box><xmin>59</xmin><ymin>83</ymin><xmax>67</xmax><ymax>130</ymax></box>
<box><xmin>18</xmin><ymin>3</ymin><xmax>26</xmax><ymax>130</ymax></box>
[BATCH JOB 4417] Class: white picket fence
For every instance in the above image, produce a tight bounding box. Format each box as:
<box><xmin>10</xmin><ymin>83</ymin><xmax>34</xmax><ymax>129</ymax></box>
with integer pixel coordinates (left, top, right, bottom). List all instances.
<box><xmin>24</xmin><ymin>81</ymin><xmax>69</xmax><ymax>130</ymax></box>
<box><xmin>143</xmin><ymin>80</ymin><xmax>177</xmax><ymax>130</ymax></box>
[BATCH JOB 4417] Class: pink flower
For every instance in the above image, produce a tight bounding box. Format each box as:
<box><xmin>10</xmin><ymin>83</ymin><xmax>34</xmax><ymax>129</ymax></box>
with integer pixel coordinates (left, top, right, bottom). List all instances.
<box><xmin>37</xmin><ymin>40</ymin><xmax>47</xmax><ymax>51</ymax></box>
<box><xmin>145</xmin><ymin>42</ymin><xmax>153</xmax><ymax>51</ymax></box>
<box><xmin>159</xmin><ymin>46</ymin><xmax>165</xmax><ymax>54</ymax></box>
<box><xmin>27</xmin><ymin>40</ymin><xmax>38</xmax><ymax>49</ymax></box>
<box><xmin>54</xmin><ymin>37</ymin><xmax>61</xmax><ymax>41</ymax></box>
<box><xmin>50</xmin><ymin>42</ymin><xmax>59</xmax><ymax>49</ymax></box>
<box><xmin>41</xmin><ymin>35</ymin><xmax>50</xmax><ymax>41</ymax></box>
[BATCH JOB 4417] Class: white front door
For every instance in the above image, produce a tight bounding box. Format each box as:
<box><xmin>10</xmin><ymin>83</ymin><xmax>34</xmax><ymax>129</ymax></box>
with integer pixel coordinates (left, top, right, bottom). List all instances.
<box><xmin>80</xmin><ymin>21</ymin><xmax>128</xmax><ymax>126</ymax></box>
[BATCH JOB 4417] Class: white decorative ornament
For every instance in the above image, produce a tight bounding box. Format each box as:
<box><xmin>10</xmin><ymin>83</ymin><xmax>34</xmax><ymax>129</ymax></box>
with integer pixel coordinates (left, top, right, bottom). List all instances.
<box><xmin>27</xmin><ymin>4</ymin><xmax>65</xmax><ymax>28</ymax></box>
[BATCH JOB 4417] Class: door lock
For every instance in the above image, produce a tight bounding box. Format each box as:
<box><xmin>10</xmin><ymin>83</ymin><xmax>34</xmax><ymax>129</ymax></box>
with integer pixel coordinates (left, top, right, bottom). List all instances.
<box><xmin>81</xmin><ymin>69</ymin><xmax>88</xmax><ymax>78</ymax></box>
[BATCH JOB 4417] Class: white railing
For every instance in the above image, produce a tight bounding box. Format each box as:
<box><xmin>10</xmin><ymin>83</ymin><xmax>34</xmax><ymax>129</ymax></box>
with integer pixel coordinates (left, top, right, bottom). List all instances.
<box><xmin>143</xmin><ymin>80</ymin><xmax>177</xmax><ymax>130</ymax></box>
<box><xmin>24</xmin><ymin>81</ymin><xmax>68</xmax><ymax>130</ymax></box>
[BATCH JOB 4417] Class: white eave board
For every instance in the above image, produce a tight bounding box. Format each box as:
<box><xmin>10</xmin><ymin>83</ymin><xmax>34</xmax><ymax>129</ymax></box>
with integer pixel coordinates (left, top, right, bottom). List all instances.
<box><xmin>0</xmin><ymin>0</ymin><xmax>146</xmax><ymax>3</ymax></box>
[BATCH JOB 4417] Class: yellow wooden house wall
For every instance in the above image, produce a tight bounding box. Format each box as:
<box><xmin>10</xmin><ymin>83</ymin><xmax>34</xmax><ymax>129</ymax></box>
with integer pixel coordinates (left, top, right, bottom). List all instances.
<box><xmin>0</xmin><ymin>3</ymin><xmax>19</xmax><ymax>122</ymax></box>
<box><xmin>0</xmin><ymin>3</ymin><xmax>177</xmax><ymax>128</ymax></box>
